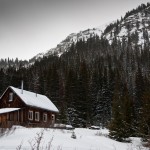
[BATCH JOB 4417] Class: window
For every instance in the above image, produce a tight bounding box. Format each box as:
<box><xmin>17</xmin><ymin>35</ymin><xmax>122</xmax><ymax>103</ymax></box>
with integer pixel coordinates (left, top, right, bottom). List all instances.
<box><xmin>9</xmin><ymin>93</ymin><xmax>13</xmax><ymax>102</ymax></box>
<box><xmin>43</xmin><ymin>113</ymin><xmax>47</xmax><ymax>122</ymax></box>
<box><xmin>35</xmin><ymin>112</ymin><xmax>40</xmax><ymax>121</ymax></box>
<box><xmin>28</xmin><ymin>111</ymin><xmax>33</xmax><ymax>120</ymax></box>
<box><xmin>52</xmin><ymin>114</ymin><xmax>55</xmax><ymax>120</ymax></box>
<box><xmin>51</xmin><ymin>114</ymin><xmax>55</xmax><ymax>124</ymax></box>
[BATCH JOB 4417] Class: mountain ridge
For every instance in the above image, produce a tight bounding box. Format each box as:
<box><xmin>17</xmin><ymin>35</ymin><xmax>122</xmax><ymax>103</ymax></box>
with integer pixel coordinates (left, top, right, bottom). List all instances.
<box><xmin>29</xmin><ymin>23</ymin><xmax>108</xmax><ymax>63</ymax></box>
<box><xmin>30</xmin><ymin>3</ymin><xmax>150</xmax><ymax>63</ymax></box>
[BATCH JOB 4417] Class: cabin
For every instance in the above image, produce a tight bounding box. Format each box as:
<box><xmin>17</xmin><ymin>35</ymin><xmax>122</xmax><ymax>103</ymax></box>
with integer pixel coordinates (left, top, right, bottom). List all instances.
<box><xmin>0</xmin><ymin>86</ymin><xmax>59</xmax><ymax>128</ymax></box>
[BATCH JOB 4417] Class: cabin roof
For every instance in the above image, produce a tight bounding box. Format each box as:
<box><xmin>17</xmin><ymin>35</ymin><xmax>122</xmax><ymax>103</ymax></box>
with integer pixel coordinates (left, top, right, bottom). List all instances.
<box><xmin>10</xmin><ymin>86</ymin><xmax>59</xmax><ymax>113</ymax></box>
<box><xmin>1</xmin><ymin>86</ymin><xmax>59</xmax><ymax>113</ymax></box>
<box><xmin>0</xmin><ymin>108</ymin><xmax>20</xmax><ymax>114</ymax></box>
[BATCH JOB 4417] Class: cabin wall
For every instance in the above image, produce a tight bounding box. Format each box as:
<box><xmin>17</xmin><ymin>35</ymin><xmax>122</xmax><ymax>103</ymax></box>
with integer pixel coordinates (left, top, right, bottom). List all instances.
<box><xmin>25</xmin><ymin>107</ymin><xmax>56</xmax><ymax>127</ymax></box>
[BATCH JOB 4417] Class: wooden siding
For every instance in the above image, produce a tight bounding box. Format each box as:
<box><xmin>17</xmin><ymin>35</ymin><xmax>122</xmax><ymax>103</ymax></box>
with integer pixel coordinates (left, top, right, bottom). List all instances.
<box><xmin>0</xmin><ymin>87</ymin><xmax>26</xmax><ymax>109</ymax></box>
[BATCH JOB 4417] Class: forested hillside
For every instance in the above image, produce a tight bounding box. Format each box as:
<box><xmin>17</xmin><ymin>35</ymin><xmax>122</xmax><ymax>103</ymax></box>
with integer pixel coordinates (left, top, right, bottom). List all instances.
<box><xmin>0</xmin><ymin>3</ymin><xmax>150</xmax><ymax>142</ymax></box>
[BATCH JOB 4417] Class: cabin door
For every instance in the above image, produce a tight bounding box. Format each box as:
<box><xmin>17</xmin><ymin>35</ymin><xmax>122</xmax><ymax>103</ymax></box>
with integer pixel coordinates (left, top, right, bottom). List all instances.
<box><xmin>0</xmin><ymin>114</ymin><xmax>7</xmax><ymax>127</ymax></box>
<box><xmin>0</xmin><ymin>114</ymin><xmax>7</xmax><ymax>122</ymax></box>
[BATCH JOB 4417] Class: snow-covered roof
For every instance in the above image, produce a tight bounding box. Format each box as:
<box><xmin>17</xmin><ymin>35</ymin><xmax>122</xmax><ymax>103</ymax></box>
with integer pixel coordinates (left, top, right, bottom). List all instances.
<box><xmin>8</xmin><ymin>86</ymin><xmax>59</xmax><ymax>113</ymax></box>
<box><xmin>0</xmin><ymin>108</ymin><xmax>20</xmax><ymax>114</ymax></box>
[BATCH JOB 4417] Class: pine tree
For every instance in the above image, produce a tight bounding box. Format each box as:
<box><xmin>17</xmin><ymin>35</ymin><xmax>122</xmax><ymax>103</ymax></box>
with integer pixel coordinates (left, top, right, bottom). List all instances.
<box><xmin>65</xmin><ymin>69</ymin><xmax>78</xmax><ymax>126</ymax></box>
<box><xmin>121</xmin><ymin>84</ymin><xmax>134</xmax><ymax>138</ymax></box>
<box><xmin>89</xmin><ymin>68</ymin><xmax>101</xmax><ymax>125</ymax></box>
<box><xmin>139</xmin><ymin>78</ymin><xmax>150</xmax><ymax>140</ymax></box>
<box><xmin>33</xmin><ymin>70</ymin><xmax>40</xmax><ymax>97</ymax></box>
<box><xmin>109</xmin><ymin>80</ymin><xmax>134</xmax><ymax>141</ymax></box>
<box><xmin>76</xmin><ymin>61</ymin><xmax>89</xmax><ymax>127</ymax></box>
<box><xmin>109</xmin><ymin>77</ymin><xmax>124</xmax><ymax>141</ymax></box>
<box><xmin>0</xmin><ymin>69</ymin><xmax>5</xmax><ymax>95</ymax></box>
<box><xmin>95</xmin><ymin>68</ymin><xmax>110</xmax><ymax>127</ymax></box>
<box><xmin>134</xmin><ymin>67</ymin><xmax>145</xmax><ymax>132</ymax></box>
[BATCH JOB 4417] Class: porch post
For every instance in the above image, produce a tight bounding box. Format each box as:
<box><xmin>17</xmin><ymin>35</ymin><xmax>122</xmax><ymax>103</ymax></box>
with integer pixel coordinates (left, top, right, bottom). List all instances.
<box><xmin>21</xmin><ymin>109</ymin><xmax>23</xmax><ymax>122</ymax></box>
<box><xmin>18</xmin><ymin>110</ymin><xmax>19</xmax><ymax>122</ymax></box>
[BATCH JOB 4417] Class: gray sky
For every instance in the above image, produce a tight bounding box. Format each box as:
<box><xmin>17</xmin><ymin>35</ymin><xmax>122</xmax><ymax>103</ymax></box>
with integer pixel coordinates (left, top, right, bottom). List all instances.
<box><xmin>0</xmin><ymin>0</ymin><xmax>149</xmax><ymax>60</ymax></box>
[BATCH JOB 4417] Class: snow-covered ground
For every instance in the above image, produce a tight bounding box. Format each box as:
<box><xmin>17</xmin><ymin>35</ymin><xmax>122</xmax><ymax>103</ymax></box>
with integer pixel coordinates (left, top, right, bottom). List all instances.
<box><xmin>0</xmin><ymin>126</ymin><xmax>148</xmax><ymax>150</ymax></box>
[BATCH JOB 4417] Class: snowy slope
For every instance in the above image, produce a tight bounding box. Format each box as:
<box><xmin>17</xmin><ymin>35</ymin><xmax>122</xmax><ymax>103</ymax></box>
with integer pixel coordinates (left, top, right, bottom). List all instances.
<box><xmin>105</xmin><ymin>7</ymin><xmax>150</xmax><ymax>44</ymax></box>
<box><xmin>0</xmin><ymin>126</ymin><xmax>148</xmax><ymax>150</ymax></box>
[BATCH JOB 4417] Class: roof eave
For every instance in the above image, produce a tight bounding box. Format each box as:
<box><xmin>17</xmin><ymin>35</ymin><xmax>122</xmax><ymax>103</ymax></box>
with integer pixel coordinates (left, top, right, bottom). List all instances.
<box><xmin>27</xmin><ymin>104</ymin><xmax>59</xmax><ymax>113</ymax></box>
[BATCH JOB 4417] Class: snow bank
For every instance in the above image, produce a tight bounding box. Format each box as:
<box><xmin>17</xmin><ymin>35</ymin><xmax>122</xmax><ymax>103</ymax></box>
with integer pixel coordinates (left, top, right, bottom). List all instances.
<box><xmin>0</xmin><ymin>126</ymin><xmax>147</xmax><ymax>150</ymax></box>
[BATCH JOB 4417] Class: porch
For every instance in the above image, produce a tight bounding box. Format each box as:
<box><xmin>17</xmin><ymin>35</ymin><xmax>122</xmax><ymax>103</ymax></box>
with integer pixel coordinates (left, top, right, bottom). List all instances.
<box><xmin>0</xmin><ymin>108</ymin><xmax>24</xmax><ymax>128</ymax></box>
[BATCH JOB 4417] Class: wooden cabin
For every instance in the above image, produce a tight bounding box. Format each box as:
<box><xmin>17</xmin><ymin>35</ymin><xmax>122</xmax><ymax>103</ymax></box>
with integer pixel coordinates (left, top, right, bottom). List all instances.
<box><xmin>0</xmin><ymin>86</ymin><xmax>59</xmax><ymax>128</ymax></box>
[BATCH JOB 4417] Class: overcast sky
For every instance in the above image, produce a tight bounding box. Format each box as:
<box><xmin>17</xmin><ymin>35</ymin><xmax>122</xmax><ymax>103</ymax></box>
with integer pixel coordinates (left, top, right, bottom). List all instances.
<box><xmin>0</xmin><ymin>0</ymin><xmax>150</xmax><ymax>60</ymax></box>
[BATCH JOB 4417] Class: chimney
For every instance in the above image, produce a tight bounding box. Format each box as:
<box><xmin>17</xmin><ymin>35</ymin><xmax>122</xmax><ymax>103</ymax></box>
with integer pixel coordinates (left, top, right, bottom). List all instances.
<box><xmin>21</xmin><ymin>80</ymin><xmax>23</xmax><ymax>94</ymax></box>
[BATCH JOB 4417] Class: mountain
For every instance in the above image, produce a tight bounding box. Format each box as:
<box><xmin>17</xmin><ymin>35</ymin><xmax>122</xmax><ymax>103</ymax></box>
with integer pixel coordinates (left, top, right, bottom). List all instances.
<box><xmin>29</xmin><ymin>23</ymin><xmax>109</xmax><ymax>62</ymax></box>
<box><xmin>30</xmin><ymin>3</ymin><xmax>150</xmax><ymax>62</ymax></box>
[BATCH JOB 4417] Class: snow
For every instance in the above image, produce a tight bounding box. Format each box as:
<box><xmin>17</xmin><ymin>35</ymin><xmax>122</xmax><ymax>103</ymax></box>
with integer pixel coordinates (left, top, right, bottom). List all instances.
<box><xmin>66</xmin><ymin>125</ymin><xmax>73</xmax><ymax>128</ymax></box>
<box><xmin>0</xmin><ymin>126</ymin><xmax>148</xmax><ymax>150</ymax></box>
<box><xmin>89</xmin><ymin>126</ymin><xmax>100</xmax><ymax>130</ymax></box>
<box><xmin>0</xmin><ymin>108</ymin><xmax>20</xmax><ymax>114</ymax></box>
<box><xmin>9</xmin><ymin>86</ymin><xmax>59</xmax><ymax>113</ymax></box>
<box><xmin>58</xmin><ymin>52</ymin><xmax>63</xmax><ymax>57</ymax></box>
<box><xmin>118</xmin><ymin>26</ymin><xmax>128</xmax><ymax>37</ymax></box>
<box><xmin>35</xmin><ymin>52</ymin><xmax>45</xmax><ymax>59</ymax></box>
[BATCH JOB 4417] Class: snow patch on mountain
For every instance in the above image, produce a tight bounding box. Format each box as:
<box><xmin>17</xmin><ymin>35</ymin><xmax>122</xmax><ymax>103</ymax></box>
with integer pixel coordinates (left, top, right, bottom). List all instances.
<box><xmin>105</xmin><ymin>8</ymin><xmax>150</xmax><ymax>45</ymax></box>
